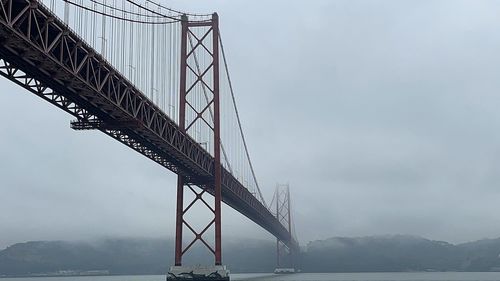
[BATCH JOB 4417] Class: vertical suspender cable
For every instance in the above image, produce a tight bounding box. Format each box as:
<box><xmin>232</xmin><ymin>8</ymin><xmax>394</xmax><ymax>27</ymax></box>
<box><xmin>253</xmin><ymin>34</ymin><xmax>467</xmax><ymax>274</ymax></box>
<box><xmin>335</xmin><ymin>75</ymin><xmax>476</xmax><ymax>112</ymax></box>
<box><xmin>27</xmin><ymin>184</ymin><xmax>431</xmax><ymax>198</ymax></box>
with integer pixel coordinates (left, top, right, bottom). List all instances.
<box><xmin>64</xmin><ymin>0</ymin><xmax>69</xmax><ymax>23</ymax></box>
<box><xmin>101</xmin><ymin>0</ymin><xmax>107</xmax><ymax>57</ymax></box>
<box><xmin>129</xmin><ymin>5</ymin><xmax>135</xmax><ymax>85</ymax></box>
<box><xmin>219</xmin><ymin>33</ymin><xmax>266</xmax><ymax>208</ymax></box>
<box><xmin>150</xmin><ymin>7</ymin><xmax>155</xmax><ymax>101</ymax></box>
<box><xmin>91</xmin><ymin>1</ymin><xmax>95</xmax><ymax>46</ymax></box>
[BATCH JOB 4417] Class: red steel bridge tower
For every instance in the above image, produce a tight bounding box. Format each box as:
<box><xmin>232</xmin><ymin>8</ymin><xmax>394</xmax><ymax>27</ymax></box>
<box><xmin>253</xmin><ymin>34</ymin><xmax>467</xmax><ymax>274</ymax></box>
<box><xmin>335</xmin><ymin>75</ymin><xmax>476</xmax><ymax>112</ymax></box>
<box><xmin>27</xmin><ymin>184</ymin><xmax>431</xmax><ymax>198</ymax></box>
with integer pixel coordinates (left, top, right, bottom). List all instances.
<box><xmin>274</xmin><ymin>184</ymin><xmax>298</xmax><ymax>273</ymax></box>
<box><xmin>172</xmin><ymin>13</ymin><xmax>226</xmax><ymax>276</ymax></box>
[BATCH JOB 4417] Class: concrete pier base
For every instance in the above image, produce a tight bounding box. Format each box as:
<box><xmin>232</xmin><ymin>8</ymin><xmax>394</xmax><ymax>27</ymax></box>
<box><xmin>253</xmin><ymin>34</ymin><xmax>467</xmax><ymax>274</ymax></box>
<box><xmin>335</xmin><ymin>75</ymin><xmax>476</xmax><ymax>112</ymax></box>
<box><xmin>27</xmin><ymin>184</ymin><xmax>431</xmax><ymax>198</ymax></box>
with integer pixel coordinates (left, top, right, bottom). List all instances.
<box><xmin>274</xmin><ymin>268</ymin><xmax>295</xmax><ymax>274</ymax></box>
<box><xmin>167</xmin><ymin>265</ymin><xmax>230</xmax><ymax>281</ymax></box>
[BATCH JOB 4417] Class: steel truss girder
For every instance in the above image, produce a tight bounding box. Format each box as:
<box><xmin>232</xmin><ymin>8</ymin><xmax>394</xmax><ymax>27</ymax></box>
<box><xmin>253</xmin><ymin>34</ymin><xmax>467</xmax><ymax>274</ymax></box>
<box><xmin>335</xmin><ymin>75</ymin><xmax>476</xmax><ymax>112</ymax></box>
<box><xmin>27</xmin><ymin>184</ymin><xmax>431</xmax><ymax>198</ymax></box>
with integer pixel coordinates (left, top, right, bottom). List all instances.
<box><xmin>0</xmin><ymin>0</ymin><xmax>296</xmax><ymax>250</ymax></box>
<box><xmin>0</xmin><ymin>0</ymin><xmax>213</xmax><ymax>183</ymax></box>
<box><xmin>0</xmin><ymin>57</ymin><xmax>185</xmax><ymax>175</ymax></box>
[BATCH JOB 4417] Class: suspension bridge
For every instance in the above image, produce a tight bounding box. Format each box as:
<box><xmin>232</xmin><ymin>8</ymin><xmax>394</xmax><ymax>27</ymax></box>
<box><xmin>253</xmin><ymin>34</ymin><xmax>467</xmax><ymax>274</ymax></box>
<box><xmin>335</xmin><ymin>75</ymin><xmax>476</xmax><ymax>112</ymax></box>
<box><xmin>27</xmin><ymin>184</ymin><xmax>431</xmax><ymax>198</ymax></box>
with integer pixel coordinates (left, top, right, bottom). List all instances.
<box><xmin>0</xmin><ymin>0</ymin><xmax>299</xmax><ymax>279</ymax></box>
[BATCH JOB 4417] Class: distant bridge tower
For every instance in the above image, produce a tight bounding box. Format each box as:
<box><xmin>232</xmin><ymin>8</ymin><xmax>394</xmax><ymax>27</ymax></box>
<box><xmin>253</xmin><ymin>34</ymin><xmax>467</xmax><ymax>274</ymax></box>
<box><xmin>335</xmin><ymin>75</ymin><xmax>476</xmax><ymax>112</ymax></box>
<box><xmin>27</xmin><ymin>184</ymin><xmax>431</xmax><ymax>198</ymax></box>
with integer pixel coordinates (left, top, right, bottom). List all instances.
<box><xmin>274</xmin><ymin>184</ymin><xmax>298</xmax><ymax>273</ymax></box>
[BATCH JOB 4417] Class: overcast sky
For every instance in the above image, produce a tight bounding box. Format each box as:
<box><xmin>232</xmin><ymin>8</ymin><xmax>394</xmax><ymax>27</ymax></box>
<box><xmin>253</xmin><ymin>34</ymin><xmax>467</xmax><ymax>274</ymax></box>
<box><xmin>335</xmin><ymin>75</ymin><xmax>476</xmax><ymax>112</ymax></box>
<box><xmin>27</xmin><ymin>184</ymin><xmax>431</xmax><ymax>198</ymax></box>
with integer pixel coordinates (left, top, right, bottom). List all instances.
<box><xmin>3</xmin><ymin>0</ymin><xmax>500</xmax><ymax>250</ymax></box>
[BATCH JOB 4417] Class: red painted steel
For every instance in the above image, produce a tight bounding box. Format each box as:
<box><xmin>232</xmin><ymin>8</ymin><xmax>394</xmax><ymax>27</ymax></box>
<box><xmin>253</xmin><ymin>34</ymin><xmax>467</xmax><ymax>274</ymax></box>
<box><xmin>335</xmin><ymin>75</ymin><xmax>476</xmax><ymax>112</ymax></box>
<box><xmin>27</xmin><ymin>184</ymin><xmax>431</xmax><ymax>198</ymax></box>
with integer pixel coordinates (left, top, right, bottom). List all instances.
<box><xmin>174</xmin><ymin>14</ymin><xmax>189</xmax><ymax>267</ymax></box>
<box><xmin>276</xmin><ymin>184</ymin><xmax>294</xmax><ymax>268</ymax></box>
<box><xmin>174</xmin><ymin>13</ymin><xmax>223</xmax><ymax>266</ymax></box>
<box><xmin>212</xmin><ymin>13</ymin><xmax>223</xmax><ymax>266</ymax></box>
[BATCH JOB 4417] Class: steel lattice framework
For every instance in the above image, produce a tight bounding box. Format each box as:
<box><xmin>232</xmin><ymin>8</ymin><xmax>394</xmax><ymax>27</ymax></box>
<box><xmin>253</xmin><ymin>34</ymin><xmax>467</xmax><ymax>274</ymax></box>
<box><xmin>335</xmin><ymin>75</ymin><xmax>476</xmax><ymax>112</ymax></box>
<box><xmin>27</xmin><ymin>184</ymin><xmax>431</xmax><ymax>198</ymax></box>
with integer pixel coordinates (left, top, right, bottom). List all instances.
<box><xmin>175</xmin><ymin>14</ymin><xmax>223</xmax><ymax>265</ymax></box>
<box><xmin>0</xmin><ymin>0</ymin><xmax>298</xmax><ymax>257</ymax></box>
<box><xmin>275</xmin><ymin>184</ymin><xmax>295</xmax><ymax>268</ymax></box>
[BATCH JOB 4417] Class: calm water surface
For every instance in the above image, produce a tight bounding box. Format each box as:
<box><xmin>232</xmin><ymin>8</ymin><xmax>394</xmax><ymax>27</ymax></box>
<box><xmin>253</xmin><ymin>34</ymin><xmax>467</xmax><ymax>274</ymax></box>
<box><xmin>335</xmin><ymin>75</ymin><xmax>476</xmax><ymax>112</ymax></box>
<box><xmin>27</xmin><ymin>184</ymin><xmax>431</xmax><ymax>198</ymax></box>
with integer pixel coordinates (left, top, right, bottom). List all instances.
<box><xmin>4</xmin><ymin>273</ymin><xmax>500</xmax><ymax>281</ymax></box>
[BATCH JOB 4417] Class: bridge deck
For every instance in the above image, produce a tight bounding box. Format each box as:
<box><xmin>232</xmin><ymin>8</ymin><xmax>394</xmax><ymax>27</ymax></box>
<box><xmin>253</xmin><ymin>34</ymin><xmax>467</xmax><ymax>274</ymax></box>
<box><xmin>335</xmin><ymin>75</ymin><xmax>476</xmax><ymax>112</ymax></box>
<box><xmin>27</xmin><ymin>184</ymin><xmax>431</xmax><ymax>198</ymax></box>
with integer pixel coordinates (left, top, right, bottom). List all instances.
<box><xmin>0</xmin><ymin>0</ymin><xmax>296</xmax><ymax>248</ymax></box>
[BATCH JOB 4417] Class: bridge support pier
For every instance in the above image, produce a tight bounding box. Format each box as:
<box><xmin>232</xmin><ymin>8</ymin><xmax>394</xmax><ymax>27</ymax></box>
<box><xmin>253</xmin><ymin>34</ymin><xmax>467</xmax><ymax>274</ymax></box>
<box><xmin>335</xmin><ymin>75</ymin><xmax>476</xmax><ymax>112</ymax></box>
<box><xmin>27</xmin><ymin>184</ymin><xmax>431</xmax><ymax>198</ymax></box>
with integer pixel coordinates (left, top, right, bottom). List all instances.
<box><xmin>168</xmin><ymin>265</ymin><xmax>229</xmax><ymax>281</ymax></box>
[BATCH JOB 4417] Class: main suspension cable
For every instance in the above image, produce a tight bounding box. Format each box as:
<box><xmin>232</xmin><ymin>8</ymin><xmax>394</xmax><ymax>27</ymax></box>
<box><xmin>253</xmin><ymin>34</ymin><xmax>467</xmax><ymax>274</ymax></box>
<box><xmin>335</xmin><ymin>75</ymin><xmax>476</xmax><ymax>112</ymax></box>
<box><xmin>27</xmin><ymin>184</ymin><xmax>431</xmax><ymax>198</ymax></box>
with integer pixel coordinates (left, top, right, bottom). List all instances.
<box><xmin>219</xmin><ymin>33</ymin><xmax>267</xmax><ymax>208</ymax></box>
<box><xmin>88</xmin><ymin>0</ymin><xmax>166</xmax><ymax>19</ymax></box>
<box><xmin>125</xmin><ymin>0</ymin><xmax>180</xmax><ymax>21</ymax></box>
<box><xmin>64</xmin><ymin>0</ymin><xmax>180</xmax><ymax>24</ymax></box>
<box><xmin>145</xmin><ymin>0</ymin><xmax>212</xmax><ymax>18</ymax></box>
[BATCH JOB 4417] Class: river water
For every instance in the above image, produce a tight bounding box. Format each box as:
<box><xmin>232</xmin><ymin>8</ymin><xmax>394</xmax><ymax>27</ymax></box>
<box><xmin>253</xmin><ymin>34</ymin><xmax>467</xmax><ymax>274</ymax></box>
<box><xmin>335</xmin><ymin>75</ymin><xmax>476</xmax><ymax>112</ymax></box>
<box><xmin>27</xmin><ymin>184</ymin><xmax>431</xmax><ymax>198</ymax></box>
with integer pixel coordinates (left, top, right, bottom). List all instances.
<box><xmin>4</xmin><ymin>273</ymin><xmax>500</xmax><ymax>281</ymax></box>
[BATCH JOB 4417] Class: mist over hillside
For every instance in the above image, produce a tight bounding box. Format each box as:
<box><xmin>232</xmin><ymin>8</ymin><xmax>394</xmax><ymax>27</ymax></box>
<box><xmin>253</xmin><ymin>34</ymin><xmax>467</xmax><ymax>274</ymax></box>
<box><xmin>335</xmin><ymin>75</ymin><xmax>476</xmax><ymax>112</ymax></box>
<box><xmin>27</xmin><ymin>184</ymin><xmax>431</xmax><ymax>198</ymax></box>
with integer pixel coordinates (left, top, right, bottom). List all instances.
<box><xmin>0</xmin><ymin>238</ymin><xmax>276</xmax><ymax>276</ymax></box>
<box><xmin>302</xmin><ymin>235</ymin><xmax>499</xmax><ymax>272</ymax></box>
<box><xmin>2</xmin><ymin>235</ymin><xmax>500</xmax><ymax>276</ymax></box>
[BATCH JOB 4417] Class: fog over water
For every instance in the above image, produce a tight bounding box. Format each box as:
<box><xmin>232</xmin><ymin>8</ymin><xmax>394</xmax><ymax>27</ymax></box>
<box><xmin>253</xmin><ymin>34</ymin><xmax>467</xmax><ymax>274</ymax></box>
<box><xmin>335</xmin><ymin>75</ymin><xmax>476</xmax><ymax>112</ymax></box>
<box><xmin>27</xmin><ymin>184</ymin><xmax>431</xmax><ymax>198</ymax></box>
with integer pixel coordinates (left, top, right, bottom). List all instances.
<box><xmin>2</xmin><ymin>0</ymin><xmax>500</xmax><ymax>249</ymax></box>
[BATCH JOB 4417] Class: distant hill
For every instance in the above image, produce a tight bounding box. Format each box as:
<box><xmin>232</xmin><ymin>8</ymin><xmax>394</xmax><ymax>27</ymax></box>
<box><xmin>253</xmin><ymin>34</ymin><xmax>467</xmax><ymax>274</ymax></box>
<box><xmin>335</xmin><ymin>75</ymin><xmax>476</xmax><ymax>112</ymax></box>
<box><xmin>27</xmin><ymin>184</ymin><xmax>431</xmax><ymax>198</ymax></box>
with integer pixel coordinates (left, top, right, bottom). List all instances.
<box><xmin>302</xmin><ymin>235</ymin><xmax>500</xmax><ymax>272</ymax></box>
<box><xmin>3</xmin><ymin>235</ymin><xmax>500</xmax><ymax>276</ymax></box>
<box><xmin>0</xmin><ymin>238</ymin><xmax>275</xmax><ymax>276</ymax></box>
<box><xmin>457</xmin><ymin>237</ymin><xmax>500</xmax><ymax>271</ymax></box>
